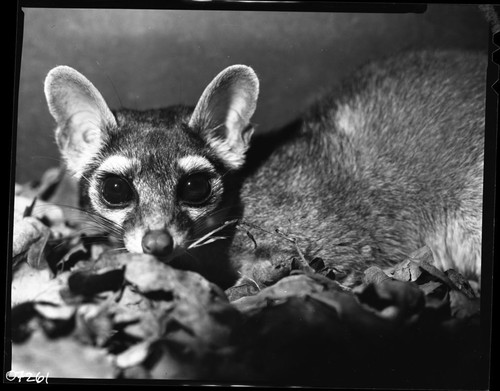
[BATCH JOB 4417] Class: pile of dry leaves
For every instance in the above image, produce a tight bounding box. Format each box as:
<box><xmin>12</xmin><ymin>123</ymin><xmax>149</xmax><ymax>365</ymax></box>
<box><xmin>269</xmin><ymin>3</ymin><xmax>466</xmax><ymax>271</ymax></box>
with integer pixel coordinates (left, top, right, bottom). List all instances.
<box><xmin>9</xmin><ymin>168</ymin><xmax>483</xmax><ymax>387</ymax></box>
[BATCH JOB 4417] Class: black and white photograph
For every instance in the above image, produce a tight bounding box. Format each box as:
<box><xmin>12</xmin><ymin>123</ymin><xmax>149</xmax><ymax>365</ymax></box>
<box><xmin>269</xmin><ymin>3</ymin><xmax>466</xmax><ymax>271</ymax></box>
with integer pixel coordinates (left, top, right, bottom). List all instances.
<box><xmin>7</xmin><ymin>2</ymin><xmax>497</xmax><ymax>388</ymax></box>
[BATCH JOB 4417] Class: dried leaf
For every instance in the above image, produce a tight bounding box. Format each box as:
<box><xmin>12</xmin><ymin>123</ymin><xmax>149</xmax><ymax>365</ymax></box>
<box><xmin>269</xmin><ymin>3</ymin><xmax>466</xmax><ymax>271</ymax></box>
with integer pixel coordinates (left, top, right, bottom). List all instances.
<box><xmin>115</xmin><ymin>341</ymin><xmax>153</xmax><ymax>369</ymax></box>
<box><xmin>11</xmin><ymin>302</ymin><xmax>39</xmax><ymax>343</ymax></box>
<box><xmin>123</xmin><ymin>254</ymin><xmax>238</xmax><ymax>350</ymax></box>
<box><xmin>56</xmin><ymin>241</ymin><xmax>89</xmax><ymax>270</ymax></box>
<box><xmin>445</xmin><ymin>269</ymin><xmax>477</xmax><ymax>299</ymax></box>
<box><xmin>12</xmin><ymin>330</ymin><xmax>115</xmax><ymax>378</ymax></box>
<box><xmin>418</xmin><ymin>280</ymin><xmax>445</xmax><ymax>296</ymax></box>
<box><xmin>225</xmin><ymin>281</ymin><xmax>261</xmax><ymax>302</ymax></box>
<box><xmin>320</xmin><ymin>268</ymin><xmax>337</xmax><ymax>280</ymax></box>
<box><xmin>34</xmin><ymin>302</ymin><xmax>76</xmax><ymax>321</ymax></box>
<box><xmin>11</xmin><ymin>263</ymin><xmax>53</xmax><ymax>306</ymax></box>
<box><xmin>355</xmin><ymin>279</ymin><xmax>425</xmax><ymax>322</ymax></box>
<box><xmin>36</xmin><ymin>166</ymin><xmax>63</xmax><ymax>200</ymax></box>
<box><xmin>14</xmin><ymin>196</ymin><xmax>36</xmax><ymax>224</ymax></box>
<box><xmin>390</xmin><ymin>259</ymin><xmax>423</xmax><ymax>282</ymax></box>
<box><xmin>67</xmin><ymin>268</ymin><xmax>125</xmax><ymax>296</ymax></box>
<box><xmin>124</xmin><ymin>253</ymin><xmax>178</xmax><ymax>292</ymax></box>
<box><xmin>148</xmin><ymin>338</ymin><xmax>204</xmax><ymax>380</ymax></box>
<box><xmin>363</xmin><ymin>266</ymin><xmax>392</xmax><ymax>285</ymax></box>
<box><xmin>40</xmin><ymin>315</ymin><xmax>76</xmax><ymax>338</ymax></box>
<box><xmin>309</xmin><ymin>257</ymin><xmax>325</xmax><ymax>271</ymax></box>
<box><xmin>23</xmin><ymin>197</ymin><xmax>37</xmax><ymax>218</ymax></box>
<box><xmin>15</xmin><ymin>194</ymin><xmax>67</xmax><ymax>228</ymax></box>
<box><xmin>74</xmin><ymin>303</ymin><xmax>115</xmax><ymax>347</ymax></box>
<box><xmin>295</xmin><ymin>269</ymin><xmax>350</xmax><ymax>292</ymax></box>
<box><xmin>407</xmin><ymin>246</ymin><xmax>458</xmax><ymax>290</ymax></box>
<box><xmin>231</xmin><ymin>274</ymin><xmax>330</xmax><ymax>313</ymax></box>
<box><xmin>121</xmin><ymin>310</ymin><xmax>163</xmax><ymax>340</ymax></box>
<box><xmin>12</xmin><ymin>217</ymin><xmax>51</xmax><ymax>267</ymax></box>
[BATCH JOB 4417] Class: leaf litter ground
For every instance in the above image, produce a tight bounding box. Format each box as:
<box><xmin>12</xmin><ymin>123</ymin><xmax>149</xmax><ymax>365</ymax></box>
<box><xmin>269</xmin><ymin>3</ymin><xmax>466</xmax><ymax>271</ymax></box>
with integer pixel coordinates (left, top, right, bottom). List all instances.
<box><xmin>9</xmin><ymin>168</ymin><xmax>483</xmax><ymax>387</ymax></box>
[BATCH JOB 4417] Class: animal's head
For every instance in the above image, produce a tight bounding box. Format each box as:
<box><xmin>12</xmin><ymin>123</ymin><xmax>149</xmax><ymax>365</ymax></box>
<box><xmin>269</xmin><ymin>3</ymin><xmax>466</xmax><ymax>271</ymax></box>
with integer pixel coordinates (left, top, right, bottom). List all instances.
<box><xmin>44</xmin><ymin>64</ymin><xmax>259</xmax><ymax>265</ymax></box>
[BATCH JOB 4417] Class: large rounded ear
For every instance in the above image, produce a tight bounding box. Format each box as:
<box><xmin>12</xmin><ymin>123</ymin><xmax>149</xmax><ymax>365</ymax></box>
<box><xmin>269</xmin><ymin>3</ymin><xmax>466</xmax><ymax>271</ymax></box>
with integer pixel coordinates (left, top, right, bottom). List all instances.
<box><xmin>188</xmin><ymin>65</ymin><xmax>259</xmax><ymax>169</ymax></box>
<box><xmin>44</xmin><ymin>66</ymin><xmax>117</xmax><ymax>178</ymax></box>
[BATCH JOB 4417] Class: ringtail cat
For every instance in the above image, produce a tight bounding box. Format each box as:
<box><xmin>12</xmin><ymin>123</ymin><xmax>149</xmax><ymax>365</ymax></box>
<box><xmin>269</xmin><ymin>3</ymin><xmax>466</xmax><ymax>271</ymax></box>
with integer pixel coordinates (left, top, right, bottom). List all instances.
<box><xmin>44</xmin><ymin>50</ymin><xmax>485</xmax><ymax>289</ymax></box>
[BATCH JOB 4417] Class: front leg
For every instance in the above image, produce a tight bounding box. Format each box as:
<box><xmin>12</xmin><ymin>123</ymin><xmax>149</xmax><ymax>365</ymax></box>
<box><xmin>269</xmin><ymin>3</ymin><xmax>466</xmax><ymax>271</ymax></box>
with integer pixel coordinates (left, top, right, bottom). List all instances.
<box><xmin>229</xmin><ymin>229</ymin><xmax>300</xmax><ymax>288</ymax></box>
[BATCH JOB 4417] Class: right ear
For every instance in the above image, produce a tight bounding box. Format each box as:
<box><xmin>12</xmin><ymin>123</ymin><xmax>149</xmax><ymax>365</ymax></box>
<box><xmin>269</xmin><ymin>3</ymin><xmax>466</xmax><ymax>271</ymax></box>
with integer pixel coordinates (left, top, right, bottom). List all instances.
<box><xmin>44</xmin><ymin>66</ymin><xmax>116</xmax><ymax>178</ymax></box>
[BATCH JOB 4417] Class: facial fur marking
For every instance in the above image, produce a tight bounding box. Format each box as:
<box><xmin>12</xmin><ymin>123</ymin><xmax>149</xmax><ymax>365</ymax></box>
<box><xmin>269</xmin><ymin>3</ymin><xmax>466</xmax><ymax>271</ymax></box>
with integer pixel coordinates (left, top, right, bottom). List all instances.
<box><xmin>97</xmin><ymin>155</ymin><xmax>136</xmax><ymax>176</ymax></box>
<box><xmin>177</xmin><ymin>155</ymin><xmax>215</xmax><ymax>173</ymax></box>
<box><xmin>87</xmin><ymin>175</ymin><xmax>133</xmax><ymax>227</ymax></box>
<box><xmin>123</xmin><ymin>228</ymin><xmax>145</xmax><ymax>253</ymax></box>
<box><xmin>86</xmin><ymin>154</ymin><xmax>137</xmax><ymax>230</ymax></box>
<box><xmin>184</xmin><ymin>206</ymin><xmax>206</xmax><ymax>221</ymax></box>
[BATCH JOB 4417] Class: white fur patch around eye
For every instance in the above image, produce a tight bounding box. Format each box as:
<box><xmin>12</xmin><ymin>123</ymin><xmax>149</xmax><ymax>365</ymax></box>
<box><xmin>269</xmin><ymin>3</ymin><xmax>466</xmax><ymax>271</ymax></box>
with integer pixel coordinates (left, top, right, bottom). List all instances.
<box><xmin>87</xmin><ymin>175</ymin><xmax>133</xmax><ymax>228</ymax></box>
<box><xmin>102</xmin><ymin>208</ymin><xmax>132</xmax><ymax>228</ymax></box>
<box><xmin>177</xmin><ymin>155</ymin><xmax>215</xmax><ymax>173</ymax></box>
<box><xmin>86</xmin><ymin>154</ymin><xmax>136</xmax><ymax>230</ymax></box>
<box><xmin>97</xmin><ymin>155</ymin><xmax>136</xmax><ymax>176</ymax></box>
<box><xmin>184</xmin><ymin>206</ymin><xmax>205</xmax><ymax>221</ymax></box>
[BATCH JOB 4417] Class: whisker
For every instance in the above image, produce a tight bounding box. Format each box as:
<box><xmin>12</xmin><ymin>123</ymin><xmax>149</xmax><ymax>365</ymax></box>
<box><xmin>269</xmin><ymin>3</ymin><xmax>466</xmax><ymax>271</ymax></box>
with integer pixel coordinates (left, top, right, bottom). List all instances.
<box><xmin>188</xmin><ymin>205</ymin><xmax>240</xmax><ymax>238</ymax></box>
<box><xmin>78</xmin><ymin>171</ymin><xmax>93</xmax><ymax>186</ymax></box>
<box><xmin>27</xmin><ymin>201</ymin><xmax>126</xmax><ymax>240</ymax></box>
<box><xmin>187</xmin><ymin>219</ymin><xmax>238</xmax><ymax>249</ymax></box>
<box><xmin>188</xmin><ymin>235</ymin><xmax>230</xmax><ymax>249</ymax></box>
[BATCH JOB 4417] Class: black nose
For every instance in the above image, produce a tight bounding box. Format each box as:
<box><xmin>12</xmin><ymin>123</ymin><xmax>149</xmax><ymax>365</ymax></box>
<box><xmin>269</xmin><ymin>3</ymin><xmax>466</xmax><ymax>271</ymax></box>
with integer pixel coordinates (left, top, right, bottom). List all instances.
<box><xmin>141</xmin><ymin>230</ymin><xmax>173</xmax><ymax>257</ymax></box>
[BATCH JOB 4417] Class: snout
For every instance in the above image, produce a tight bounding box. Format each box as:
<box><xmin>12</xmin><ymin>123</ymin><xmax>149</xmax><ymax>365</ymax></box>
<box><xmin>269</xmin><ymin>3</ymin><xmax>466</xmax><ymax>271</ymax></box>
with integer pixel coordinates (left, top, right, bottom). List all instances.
<box><xmin>123</xmin><ymin>225</ymin><xmax>187</xmax><ymax>260</ymax></box>
<box><xmin>141</xmin><ymin>229</ymin><xmax>174</xmax><ymax>257</ymax></box>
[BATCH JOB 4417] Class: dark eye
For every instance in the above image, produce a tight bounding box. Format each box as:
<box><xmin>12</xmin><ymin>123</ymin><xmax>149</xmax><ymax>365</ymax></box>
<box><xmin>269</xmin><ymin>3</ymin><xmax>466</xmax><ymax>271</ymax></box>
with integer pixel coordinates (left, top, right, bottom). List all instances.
<box><xmin>101</xmin><ymin>175</ymin><xmax>134</xmax><ymax>206</ymax></box>
<box><xmin>178</xmin><ymin>173</ymin><xmax>212</xmax><ymax>205</ymax></box>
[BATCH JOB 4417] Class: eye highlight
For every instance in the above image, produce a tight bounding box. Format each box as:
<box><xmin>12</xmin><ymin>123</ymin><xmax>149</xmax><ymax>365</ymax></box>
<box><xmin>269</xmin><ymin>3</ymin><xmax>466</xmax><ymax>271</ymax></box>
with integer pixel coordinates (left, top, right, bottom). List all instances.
<box><xmin>178</xmin><ymin>173</ymin><xmax>212</xmax><ymax>206</ymax></box>
<box><xmin>101</xmin><ymin>175</ymin><xmax>135</xmax><ymax>206</ymax></box>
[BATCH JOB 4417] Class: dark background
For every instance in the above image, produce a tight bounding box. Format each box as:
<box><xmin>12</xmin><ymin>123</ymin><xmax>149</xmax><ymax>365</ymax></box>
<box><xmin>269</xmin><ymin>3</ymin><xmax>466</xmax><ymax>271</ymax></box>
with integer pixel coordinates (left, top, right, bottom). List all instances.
<box><xmin>15</xmin><ymin>4</ymin><xmax>489</xmax><ymax>183</ymax></box>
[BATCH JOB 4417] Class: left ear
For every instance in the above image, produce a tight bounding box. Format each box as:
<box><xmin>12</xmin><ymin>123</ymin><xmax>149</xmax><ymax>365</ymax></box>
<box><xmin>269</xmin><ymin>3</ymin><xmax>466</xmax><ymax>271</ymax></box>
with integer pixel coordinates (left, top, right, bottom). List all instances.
<box><xmin>188</xmin><ymin>65</ymin><xmax>259</xmax><ymax>169</ymax></box>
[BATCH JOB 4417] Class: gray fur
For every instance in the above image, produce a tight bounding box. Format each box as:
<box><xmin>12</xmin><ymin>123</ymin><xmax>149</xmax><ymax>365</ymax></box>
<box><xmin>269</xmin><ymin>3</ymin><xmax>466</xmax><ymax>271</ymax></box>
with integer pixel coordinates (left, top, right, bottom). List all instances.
<box><xmin>45</xmin><ymin>50</ymin><xmax>485</xmax><ymax>288</ymax></box>
<box><xmin>234</xmin><ymin>50</ymin><xmax>484</xmax><ymax>285</ymax></box>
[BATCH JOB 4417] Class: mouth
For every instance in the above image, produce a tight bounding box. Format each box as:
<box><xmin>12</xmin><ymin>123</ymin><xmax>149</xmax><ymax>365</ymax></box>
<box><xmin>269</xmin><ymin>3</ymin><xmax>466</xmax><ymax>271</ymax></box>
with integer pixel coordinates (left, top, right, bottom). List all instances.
<box><xmin>147</xmin><ymin>246</ymin><xmax>186</xmax><ymax>264</ymax></box>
